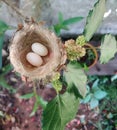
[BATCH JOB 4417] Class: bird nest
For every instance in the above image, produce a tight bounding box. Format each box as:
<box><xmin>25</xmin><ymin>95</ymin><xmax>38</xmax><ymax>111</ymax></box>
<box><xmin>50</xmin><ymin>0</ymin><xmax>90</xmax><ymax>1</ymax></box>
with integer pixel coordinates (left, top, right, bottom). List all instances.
<box><xmin>9</xmin><ymin>20</ymin><xmax>67</xmax><ymax>80</ymax></box>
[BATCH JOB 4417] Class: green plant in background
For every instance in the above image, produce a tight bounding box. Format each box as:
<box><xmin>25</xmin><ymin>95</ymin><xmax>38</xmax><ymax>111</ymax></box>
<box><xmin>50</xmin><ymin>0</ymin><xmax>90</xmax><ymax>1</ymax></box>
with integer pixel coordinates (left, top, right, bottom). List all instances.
<box><xmin>0</xmin><ymin>20</ymin><xmax>16</xmax><ymax>93</ymax></box>
<box><xmin>0</xmin><ymin>20</ymin><xmax>9</xmax><ymax>69</ymax></box>
<box><xmin>52</xmin><ymin>12</ymin><xmax>84</xmax><ymax>36</ymax></box>
<box><xmin>100</xmin><ymin>34</ymin><xmax>117</xmax><ymax>64</ymax></box>
<box><xmin>82</xmin><ymin>0</ymin><xmax>117</xmax><ymax>64</ymax></box>
<box><xmin>86</xmin><ymin>49</ymin><xmax>96</xmax><ymax>61</ymax></box>
<box><xmin>0</xmin><ymin>64</ymin><xmax>16</xmax><ymax>93</ymax></box>
<box><xmin>85</xmin><ymin>76</ymin><xmax>117</xmax><ymax>130</ymax></box>
<box><xmin>83</xmin><ymin>0</ymin><xmax>106</xmax><ymax>42</ymax></box>
<box><xmin>82</xmin><ymin>79</ymin><xmax>107</xmax><ymax>109</ymax></box>
<box><xmin>99</xmin><ymin>76</ymin><xmax>117</xmax><ymax>129</ymax></box>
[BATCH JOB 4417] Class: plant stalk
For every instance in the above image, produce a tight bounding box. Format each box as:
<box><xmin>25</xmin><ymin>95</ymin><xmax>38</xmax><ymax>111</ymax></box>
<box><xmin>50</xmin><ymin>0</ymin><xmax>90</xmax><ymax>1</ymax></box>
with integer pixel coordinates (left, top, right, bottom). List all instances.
<box><xmin>33</xmin><ymin>81</ymin><xmax>39</xmax><ymax>101</ymax></box>
<box><xmin>1</xmin><ymin>0</ymin><xmax>26</xmax><ymax>20</ymax></box>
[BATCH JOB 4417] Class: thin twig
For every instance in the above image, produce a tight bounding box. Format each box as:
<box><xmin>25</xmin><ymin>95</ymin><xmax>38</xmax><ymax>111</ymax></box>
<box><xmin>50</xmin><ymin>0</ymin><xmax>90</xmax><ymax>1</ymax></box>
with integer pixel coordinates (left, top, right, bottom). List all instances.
<box><xmin>33</xmin><ymin>80</ymin><xmax>38</xmax><ymax>101</ymax></box>
<box><xmin>1</xmin><ymin>0</ymin><xmax>26</xmax><ymax>20</ymax></box>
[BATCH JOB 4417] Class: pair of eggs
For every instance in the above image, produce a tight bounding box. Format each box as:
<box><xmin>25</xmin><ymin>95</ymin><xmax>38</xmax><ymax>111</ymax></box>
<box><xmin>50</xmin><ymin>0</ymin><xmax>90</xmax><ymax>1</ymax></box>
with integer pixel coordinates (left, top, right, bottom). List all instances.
<box><xmin>26</xmin><ymin>43</ymin><xmax>48</xmax><ymax>67</ymax></box>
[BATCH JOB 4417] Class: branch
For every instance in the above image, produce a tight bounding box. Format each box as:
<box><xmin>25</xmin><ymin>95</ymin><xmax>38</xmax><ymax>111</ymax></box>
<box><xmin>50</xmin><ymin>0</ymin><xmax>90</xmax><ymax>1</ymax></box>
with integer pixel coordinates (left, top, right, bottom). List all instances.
<box><xmin>1</xmin><ymin>0</ymin><xmax>26</xmax><ymax>20</ymax></box>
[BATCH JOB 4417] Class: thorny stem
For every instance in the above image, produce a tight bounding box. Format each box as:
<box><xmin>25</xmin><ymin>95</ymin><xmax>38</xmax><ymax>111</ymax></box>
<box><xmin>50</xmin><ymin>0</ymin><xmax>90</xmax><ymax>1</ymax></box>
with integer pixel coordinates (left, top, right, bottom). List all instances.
<box><xmin>1</xmin><ymin>0</ymin><xmax>26</xmax><ymax>20</ymax></box>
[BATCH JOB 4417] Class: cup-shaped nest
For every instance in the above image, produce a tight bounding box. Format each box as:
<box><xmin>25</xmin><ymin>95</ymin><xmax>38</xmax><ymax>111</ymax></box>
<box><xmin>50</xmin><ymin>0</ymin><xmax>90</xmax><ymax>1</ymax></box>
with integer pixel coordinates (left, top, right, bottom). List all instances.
<box><xmin>9</xmin><ymin>21</ymin><xmax>67</xmax><ymax>80</ymax></box>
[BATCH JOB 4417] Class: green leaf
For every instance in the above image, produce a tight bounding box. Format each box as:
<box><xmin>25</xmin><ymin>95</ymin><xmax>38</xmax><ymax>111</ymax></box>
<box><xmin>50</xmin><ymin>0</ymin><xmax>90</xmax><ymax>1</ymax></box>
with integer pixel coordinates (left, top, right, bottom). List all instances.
<box><xmin>20</xmin><ymin>93</ymin><xmax>34</xmax><ymax>99</ymax></box>
<box><xmin>63</xmin><ymin>62</ymin><xmax>87</xmax><ymax>98</ymax></box>
<box><xmin>0</xmin><ymin>77</ymin><xmax>16</xmax><ymax>93</ymax></box>
<box><xmin>63</xmin><ymin>16</ymin><xmax>84</xmax><ymax>25</ymax></box>
<box><xmin>2</xmin><ymin>64</ymin><xmax>13</xmax><ymax>75</ymax></box>
<box><xmin>53</xmin><ymin>13</ymin><xmax>83</xmax><ymax>36</ymax></box>
<box><xmin>100</xmin><ymin>34</ymin><xmax>117</xmax><ymax>64</ymax></box>
<box><xmin>0</xmin><ymin>20</ymin><xmax>9</xmax><ymax>35</ymax></box>
<box><xmin>54</xmin><ymin>24</ymin><xmax>68</xmax><ymax>36</ymax></box>
<box><xmin>84</xmin><ymin>0</ymin><xmax>106</xmax><ymax>42</ymax></box>
<box><xmin>30</xmin><ymin>101</ymin><xmax>39</xmax><ymax>117</ymax></box>
<box><xmin>53</xmin><ymin>24</ymin><xmax>62</xmax><ymax>36</ymax></box>
<box><xmin>0</xmin><ymin>64</ymin><xmax>16</xmax><ymax>93</ymax></box>
<box><xmin>90</xmin><ymin>97</ymin><xmax>99</xmax><ymax>109</ymax></box>
<box><xmin>111</xmin><ymin>75</ymin><xmax>117</xmax><ymax>81</ymax></box>
<box><xmin>42</xmin><ymin>92</ymin><xmax>79</xmax><ymax>130</ymax></box>
<box><xmin>0</xmin><ymin>35</ymin><xmax>4</xmax><ymax>69</ymax></box>
<box><xmin>107</xmin><ymin>113</ymin><xmax>113</xmax><ymax>119</ymax></box>
<box><xmin>92</xmin><ymin>79</ymin><xmax>99</xmax><ymax>90</ymax></box>
<box><xmin>58</xmin><ymin>12</ymin><xmax>64</xmax><ymax>24</ymax></box>
<box><xmin>86</xmin><ymin>85</ymin><xmax>90</xmax><ymax>93</ymax></box>
<box><xmin>83</xmin><ymin>94</ymin><xmax>92</xmax><ymax>103</ymax></box>
<box><xmin>37</xmin><ymin>96</ymin><xmax>47</xmax><ymax>109</ymax></box>
<box><xmin>0</xmin><ymin>21</ymin><xmax>9</xmax><ymax>69</ymax></box>
<box><xmin>67</xmin><ymin>84</ymin><xmax>83</xmax><ymax>98</ymax></box>
<box><xmin>30</xmin><ymin>96</ymin><xmax>47</xmax><ymax>116</ymax></box>
<box><xmin>94</xmin><ymin>90</ymin><xmax>107</xmax><ymax>100</ymax></box>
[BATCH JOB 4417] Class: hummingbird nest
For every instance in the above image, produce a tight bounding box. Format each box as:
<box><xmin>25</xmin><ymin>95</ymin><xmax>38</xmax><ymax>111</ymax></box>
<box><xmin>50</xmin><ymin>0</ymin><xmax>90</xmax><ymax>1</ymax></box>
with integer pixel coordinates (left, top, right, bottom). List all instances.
<box><xmin>9</xmin><ymin>20</ymin><xmax>67</xmax><ymax>80</ymax></box>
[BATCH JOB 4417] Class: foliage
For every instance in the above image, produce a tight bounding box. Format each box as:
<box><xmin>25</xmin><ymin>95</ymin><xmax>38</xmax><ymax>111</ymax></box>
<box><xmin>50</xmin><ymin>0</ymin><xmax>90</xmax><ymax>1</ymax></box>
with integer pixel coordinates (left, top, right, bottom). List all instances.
<box><xmin>101</xmin><ymin>76</ymin><xmax>117</xmax><ymax>130</ymax></box>
<box><xmin>42</xmin><ymin>92</ymin><xmax>79</xmax><ymax>130</ymax></box>
<box><xmin>87</xmin><ymin>76</ymin><xmax>117</xmax><ymax>129</ymax></box>
<box><xmin>83</xmin><ymin>0</ymin><xmax>117</xmax><ymax>66</ymax></box>
<box><xmin>52</xmin><ymin>12</ymin><xmax>84</xmax><ymax>36</ymax></box>
<box><xmin>82</xmin><ymin>78</ymin><xmax>107</xmax><ymax>109</ymax></box>
<box><xmin>63</xmin><ymin>62</ymin><xmax>87</xmax><ymax>98</ymax></box>
<box><xmin>0</xmin><ymin>21</ymin><xmax>9</xmax><ymax>35</ymax></box>
<box><xmin>42</xmin><ymin>61</ymin><xmax>86</xmax><ymax>130</ymax></box>
<box><xmin>20</xmin><ymin>93</ymin><xmax>34</xmax><ymax>99</ymax></box>
<box><xmin>0</xmin><ymin>64</ymin><xmax>16</xmax><ymax>93</ymax></box>
<box><xmin>99</xmin><ymin>76</ymin><xmax>117</xmax><ymax>113</ymax></box>
<box><xmin>0</xmin><ymin>36</ymin><xmax>4</xmax><ymax>68</ymax></box>
<box><xmin>100</xmin><ymin>34</ymin><xmax>117</xmax><ymax>64</ymax></box>
<box><xmin>83</xmin><ymin>0</ymin><xmax>106</xmax><ymax>42</ymax></box>
<box><xmin>30</xmin><ymin>95</ymin><xmax>47</xmax><ymax>117</ymax></box>
<box><xmin>0</xmin><ymin>20</ymin><xmax>9</xmax><ymax>69</ymax></box>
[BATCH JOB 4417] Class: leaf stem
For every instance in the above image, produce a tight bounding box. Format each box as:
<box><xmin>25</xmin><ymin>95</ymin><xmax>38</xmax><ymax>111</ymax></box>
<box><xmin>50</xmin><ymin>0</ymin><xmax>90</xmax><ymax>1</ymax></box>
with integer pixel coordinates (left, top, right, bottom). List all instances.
<box><xmin>33</xmin><ymin>81</ymin><xmax>38</xmax><ymax>102</ymax></box>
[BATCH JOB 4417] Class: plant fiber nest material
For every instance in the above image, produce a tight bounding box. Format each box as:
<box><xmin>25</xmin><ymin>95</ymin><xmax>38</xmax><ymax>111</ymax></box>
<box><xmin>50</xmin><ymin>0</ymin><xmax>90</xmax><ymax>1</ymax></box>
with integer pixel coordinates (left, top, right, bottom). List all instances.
<box><xmin>9</xmin><ymin>21</ymin><xmax>66</xmax><ymax>80</ymax></box>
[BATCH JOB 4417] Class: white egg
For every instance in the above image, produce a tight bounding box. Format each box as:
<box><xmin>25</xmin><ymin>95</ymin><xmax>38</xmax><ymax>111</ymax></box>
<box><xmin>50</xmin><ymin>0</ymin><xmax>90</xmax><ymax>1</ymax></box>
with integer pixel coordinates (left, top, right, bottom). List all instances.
<box><xmin>26</xmin><ymin>52</ymin><xmax>43</xmax><ymax>67</ymax></box>
<box><xmin>31</xmin><ymin>42</ymin><xmax>48</xmax><ymax>56</ymax></box>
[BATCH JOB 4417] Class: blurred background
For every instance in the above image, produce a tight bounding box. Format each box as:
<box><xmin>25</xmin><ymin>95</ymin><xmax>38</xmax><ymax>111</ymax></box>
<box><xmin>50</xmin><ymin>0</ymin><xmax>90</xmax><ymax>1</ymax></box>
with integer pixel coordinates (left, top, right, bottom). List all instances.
<box><xmin>0</xmin><ymin>0</ymin><xmax>117</xmax><ymax>36</ymax></box>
